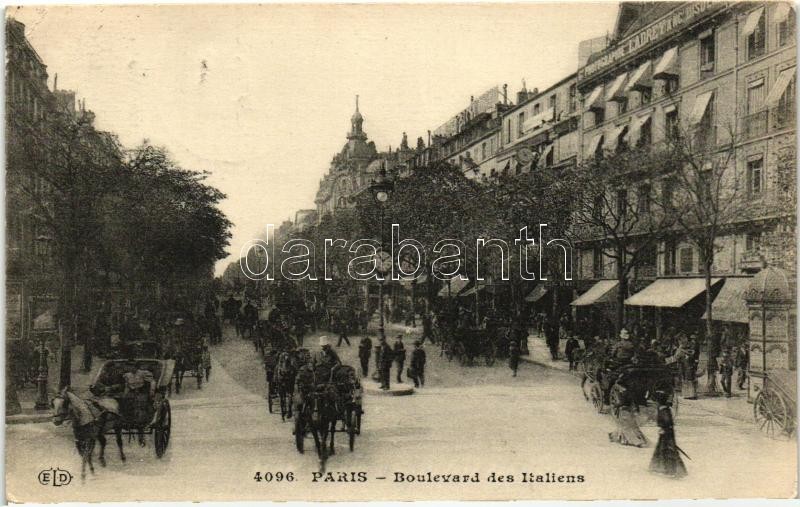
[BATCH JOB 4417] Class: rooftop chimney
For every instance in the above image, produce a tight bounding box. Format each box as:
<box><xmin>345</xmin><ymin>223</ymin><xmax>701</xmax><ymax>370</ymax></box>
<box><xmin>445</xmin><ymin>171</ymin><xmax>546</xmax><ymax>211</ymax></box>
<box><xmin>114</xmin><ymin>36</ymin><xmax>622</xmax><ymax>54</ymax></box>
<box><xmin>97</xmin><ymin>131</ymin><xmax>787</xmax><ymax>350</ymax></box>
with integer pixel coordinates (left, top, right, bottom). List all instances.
<box><xmin>502</xmin><ymin>84</ymin><xmax>508</xmax><ymax>105</ymax></box>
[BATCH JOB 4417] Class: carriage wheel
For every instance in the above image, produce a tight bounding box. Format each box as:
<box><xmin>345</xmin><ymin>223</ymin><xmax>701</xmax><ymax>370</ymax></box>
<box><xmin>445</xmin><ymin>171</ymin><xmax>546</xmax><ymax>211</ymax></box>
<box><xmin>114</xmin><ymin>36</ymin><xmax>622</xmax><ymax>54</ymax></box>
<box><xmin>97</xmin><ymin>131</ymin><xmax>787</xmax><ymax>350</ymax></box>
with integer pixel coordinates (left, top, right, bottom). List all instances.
<box><xmin>590</xmin><ymin>383</ymin><xmax>604</xmax><ymax>414</ymax></box>
<box><xmin>346</xmin><ymin>409</ymin><xmax>356</xmax><ymax>452</ymax></box>
<box><xmin>154</xmin><ymin>401</ymin><xmax>171</xmax><ymax>458</ymax></box>
<box><xmin>755</xmin><ymin>389</ymin><xmax>792</xmax><ymax>438</ymax></box>
<box><xmin>295</xmin><ymin>417</ymin><xmax>304</xmax><ymax>453</ymax></box>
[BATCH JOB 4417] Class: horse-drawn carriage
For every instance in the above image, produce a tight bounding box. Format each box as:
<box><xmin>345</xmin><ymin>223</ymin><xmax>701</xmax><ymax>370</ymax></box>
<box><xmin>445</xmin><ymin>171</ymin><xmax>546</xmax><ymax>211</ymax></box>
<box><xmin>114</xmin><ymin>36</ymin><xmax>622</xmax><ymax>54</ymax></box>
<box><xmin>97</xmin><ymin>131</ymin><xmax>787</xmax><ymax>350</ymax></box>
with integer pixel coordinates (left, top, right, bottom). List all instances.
<box><xmin>582</xmin><ymin>351</ymin><xmax>677</xmax><ymax>414</ymax></box>
<box><xmin>162</xmin><ymin>315</ymin><xmax>206</xmax><ymax>393</ymax></box>
<box><xmin>294</xmin><ymin>364</ymin><xmax>363</xmax><ymax>471</ymax></box>
<box><xmin>264</xmin><ymin>347</ymin><xmax>310</xmax><ymax>420</ymax></box>
<box><xmin>88</xmin><ymin>358</ymin><xmax>174</xmax><ymax>458</ymax></box>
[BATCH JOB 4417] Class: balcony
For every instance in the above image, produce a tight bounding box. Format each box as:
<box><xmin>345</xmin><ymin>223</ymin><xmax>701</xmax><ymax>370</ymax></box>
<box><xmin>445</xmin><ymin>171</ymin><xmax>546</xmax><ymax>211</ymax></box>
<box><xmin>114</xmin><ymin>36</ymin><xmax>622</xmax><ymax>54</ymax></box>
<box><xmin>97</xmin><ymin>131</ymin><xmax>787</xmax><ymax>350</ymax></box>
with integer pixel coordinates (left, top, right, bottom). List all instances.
<box><xmin>772</xmin><ymin>106</ymin><xmax>796</xmax><ymax>131</ymax></box>
<box><xmin>743</xmin><ymin>110</ymin><xmax>769</xmax><ymax>140</ymax></box>
<box><xmin>739</xmin><ymin>250</ymin><xmax>765</xmax><ymax>273</ymax></box>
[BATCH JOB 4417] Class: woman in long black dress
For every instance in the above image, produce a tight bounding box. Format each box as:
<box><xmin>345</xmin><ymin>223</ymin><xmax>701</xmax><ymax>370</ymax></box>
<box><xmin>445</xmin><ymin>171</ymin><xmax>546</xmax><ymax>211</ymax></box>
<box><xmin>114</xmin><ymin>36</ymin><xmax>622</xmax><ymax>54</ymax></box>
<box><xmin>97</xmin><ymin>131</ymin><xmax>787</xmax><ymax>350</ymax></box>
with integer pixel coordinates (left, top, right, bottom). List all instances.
<box><xmin>649</xmin><ymin>391</ymin><xmax>687</xmax><ymax>478</ymax></box>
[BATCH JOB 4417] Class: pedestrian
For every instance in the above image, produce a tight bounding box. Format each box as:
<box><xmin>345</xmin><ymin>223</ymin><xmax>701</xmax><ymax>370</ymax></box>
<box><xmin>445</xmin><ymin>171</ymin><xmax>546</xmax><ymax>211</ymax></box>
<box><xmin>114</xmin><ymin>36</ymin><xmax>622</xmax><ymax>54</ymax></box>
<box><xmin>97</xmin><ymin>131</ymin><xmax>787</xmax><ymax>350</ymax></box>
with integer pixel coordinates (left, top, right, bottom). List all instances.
<box><xmin>358</xmin><ymin>335</ymin><xmax>372</xmax><ymax>377</ymax></box>
<box><xmin>608</xmin><ymin>384</ymin><xmax>648</xmax><ymax>448</ymax></box>
<box><xmin>378</xmin><ymin>336</ymin><xmax>393</xmax><ymax>390</ymax></box>
<box><xmin>706</xmin><ymin>349</ymin><xmax>719</xmax><ymax>395</ymax></box>
<box><xmin>735</xmin><ymin>342</ymin><xmax>749</xmax><ymax>390</ymax></box>
<box><xmin>649</xmin><ymin>391</ymin><xmax>687</xmax><ymax>478</ymax></box>
<box><xmin>677</xmin><ymin>338</ymin><xmax>698</xmax><ymax>400</ymax></box>
<box><xmin>545</xmin><ymin>318</ymin><xmax>559</xmax><ymax>360</ymax></box>
<box><xmin>565</xmin><ymin>334</ymin><xmax>580</xmax><ymax>371</ymax></box>
<box><xmin>719</xmin><ymin>348</ymin><xmax>734</xmax><ymax>397</ymax></box>
<box><xmin>409</xmin><ymin>340</ymin><xmax>426</xmax><ymax>387</ymax></box>
<box><xmin>393</xmin><ymin>334</ymin><xmax>406</xmax><ymax>383</ymax></box>
<box><xmin>336</xmin><ymin>311</ymin><xmax>351</xmax><ymax>347</ymax></box>
<box><xmin>421</xmin><ymin>311</ymin><xmax>433</xmax><ymax>344</ymax></box>
<box><xmin>201</xmin><ymin>344</ymin><xmax>212</xmax><ymax>381</ymax></box>
<box><xmin>508</xmin><ymin>339</ymin><xmax>520</xmax><ymax>377</ymax></box>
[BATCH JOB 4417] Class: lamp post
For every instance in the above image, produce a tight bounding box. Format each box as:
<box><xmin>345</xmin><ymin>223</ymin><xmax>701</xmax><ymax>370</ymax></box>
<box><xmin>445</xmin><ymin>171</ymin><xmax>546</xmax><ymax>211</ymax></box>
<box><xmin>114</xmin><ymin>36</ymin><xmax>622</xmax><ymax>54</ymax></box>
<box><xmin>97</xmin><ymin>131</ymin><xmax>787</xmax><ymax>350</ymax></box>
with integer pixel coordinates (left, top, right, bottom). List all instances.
<box><xmin>369</xmin><ymin>165</ymin><xmax>394</xmax><ymax>341</ymax></box>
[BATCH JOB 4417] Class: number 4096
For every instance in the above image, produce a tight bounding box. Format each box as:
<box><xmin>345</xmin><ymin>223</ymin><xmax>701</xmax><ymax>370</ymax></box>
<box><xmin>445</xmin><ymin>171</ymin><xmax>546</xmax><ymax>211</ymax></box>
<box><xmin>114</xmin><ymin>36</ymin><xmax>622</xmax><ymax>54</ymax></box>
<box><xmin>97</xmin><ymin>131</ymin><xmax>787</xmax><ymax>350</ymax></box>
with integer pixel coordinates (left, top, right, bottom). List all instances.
<box><xmin>253</xmin><ymin>472</ymin><xmax>295</xmax><ymax>482</ymax></box>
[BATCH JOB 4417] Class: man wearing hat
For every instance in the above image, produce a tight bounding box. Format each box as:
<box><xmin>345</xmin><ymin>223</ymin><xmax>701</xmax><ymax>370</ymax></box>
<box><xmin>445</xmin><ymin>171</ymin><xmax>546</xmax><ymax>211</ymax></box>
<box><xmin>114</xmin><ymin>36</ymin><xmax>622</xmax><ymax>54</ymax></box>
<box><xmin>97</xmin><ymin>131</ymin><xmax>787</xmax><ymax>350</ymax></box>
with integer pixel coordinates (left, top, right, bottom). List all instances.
<box><xmin>409</xmin><ymin>340</ymin><xmax>426</xmax><ymax>387</ymax></box>
<box><xmin>312</xmin><ymin>336</ymin><xmax>341</xmax><ymax>384</ymax></box>
<box><xmin>378</xmin><ymin>336</ymin><xmax>393</xmax><ymax>390</ymax></box>
<box><xmin>393</xmin><ymin>333</ymin><xmax>407</xmax><ymax>383</ymax></box>
<box><xmin>611</xmin><ymin>327</ymin><xmax>635</xmax><ymax>363</ymax></box>
<box><xmin>358</xmin><ymin>335</ymin><xmax>372</xmax><ymax>377</ymax></box>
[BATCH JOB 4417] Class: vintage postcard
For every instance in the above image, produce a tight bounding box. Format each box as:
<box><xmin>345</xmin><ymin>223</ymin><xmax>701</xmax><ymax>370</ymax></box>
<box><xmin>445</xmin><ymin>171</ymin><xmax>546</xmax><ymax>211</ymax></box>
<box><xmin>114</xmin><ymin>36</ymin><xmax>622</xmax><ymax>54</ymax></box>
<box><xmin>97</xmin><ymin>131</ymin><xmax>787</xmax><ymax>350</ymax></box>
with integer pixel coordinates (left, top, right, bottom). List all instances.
<box><xmin>5</xmin><ymin>2</ymin><xmax>798</xmax><ymax>502</ymax></box>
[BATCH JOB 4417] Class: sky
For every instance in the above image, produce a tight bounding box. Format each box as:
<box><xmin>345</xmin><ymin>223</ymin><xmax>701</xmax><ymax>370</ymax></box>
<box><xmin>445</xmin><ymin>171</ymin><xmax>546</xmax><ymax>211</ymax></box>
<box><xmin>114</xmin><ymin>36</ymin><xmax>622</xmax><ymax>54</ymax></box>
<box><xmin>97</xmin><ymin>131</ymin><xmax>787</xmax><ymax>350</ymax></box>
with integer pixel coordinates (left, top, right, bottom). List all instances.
<box><xmin>10</xmin><ymin>3</ymin><xmax>620</xmax><ymax>276</ymax></box>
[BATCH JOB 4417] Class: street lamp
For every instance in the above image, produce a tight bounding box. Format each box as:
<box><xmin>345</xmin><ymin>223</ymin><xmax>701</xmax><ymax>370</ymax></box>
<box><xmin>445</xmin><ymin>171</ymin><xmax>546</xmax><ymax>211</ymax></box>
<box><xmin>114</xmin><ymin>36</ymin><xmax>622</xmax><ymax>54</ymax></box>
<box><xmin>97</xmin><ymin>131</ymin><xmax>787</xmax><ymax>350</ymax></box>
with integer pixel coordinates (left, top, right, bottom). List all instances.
<box><xmin>369</xmin><ymin>165</ymin><xmax>394</xmax><ymax>341</ymax></box>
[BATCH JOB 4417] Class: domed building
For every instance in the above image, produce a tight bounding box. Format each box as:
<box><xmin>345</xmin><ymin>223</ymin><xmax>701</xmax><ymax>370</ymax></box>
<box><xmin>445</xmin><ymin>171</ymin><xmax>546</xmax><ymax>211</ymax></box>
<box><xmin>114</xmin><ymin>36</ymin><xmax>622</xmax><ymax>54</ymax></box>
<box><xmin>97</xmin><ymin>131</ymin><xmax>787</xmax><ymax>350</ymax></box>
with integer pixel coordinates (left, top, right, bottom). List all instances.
<box><xmin>314</xmin><ymin>97</ymin><xmax>412</xmax><ymax>221</ymax></box>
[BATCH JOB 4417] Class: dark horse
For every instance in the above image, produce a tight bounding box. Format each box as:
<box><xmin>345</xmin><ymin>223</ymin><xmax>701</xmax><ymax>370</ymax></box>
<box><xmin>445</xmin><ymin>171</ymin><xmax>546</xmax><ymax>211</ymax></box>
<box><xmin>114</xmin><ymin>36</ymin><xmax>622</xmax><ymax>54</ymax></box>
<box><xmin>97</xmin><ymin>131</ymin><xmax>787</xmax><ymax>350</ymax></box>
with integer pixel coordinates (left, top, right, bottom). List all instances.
<box><xmin>173</xmin><ymin>347</ymin><xmax>202</xmax><ymax>393</ymax></box>
<box><xmin>52</xmin><ymin>388</ymin><xmax>126</xmax><ymax>481</ymax></box>
<box><xmin>275</xmin><ymin>351</ymin><xmax>297</xmax><ymax>421</ymax></box>
<box><xmin>294</xmin><ymin>382</ymin><xmax>339</xmax><ymax>472</ymax></box>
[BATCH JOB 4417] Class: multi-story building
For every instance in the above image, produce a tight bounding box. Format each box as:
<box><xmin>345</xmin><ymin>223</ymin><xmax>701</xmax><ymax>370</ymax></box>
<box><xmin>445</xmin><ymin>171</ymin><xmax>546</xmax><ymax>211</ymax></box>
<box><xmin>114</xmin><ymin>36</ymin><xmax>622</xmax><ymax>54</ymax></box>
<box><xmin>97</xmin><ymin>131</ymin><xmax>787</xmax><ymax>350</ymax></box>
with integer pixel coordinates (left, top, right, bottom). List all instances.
<box><xmin>572</xmin><ymin>2</ymin><xmax>795</xmax><ymax>338</ymax></box>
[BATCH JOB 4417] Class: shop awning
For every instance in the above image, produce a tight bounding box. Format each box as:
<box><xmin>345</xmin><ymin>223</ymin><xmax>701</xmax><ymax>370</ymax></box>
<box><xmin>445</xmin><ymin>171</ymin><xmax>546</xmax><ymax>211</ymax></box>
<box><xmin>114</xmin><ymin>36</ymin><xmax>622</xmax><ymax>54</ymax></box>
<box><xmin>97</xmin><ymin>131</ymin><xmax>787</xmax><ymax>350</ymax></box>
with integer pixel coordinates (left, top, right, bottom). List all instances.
<box><xmin>625</xmin><ymin>60</ymin><xmax>653</xmax><ymax>92</ymax></box>
<box><xmin>629</xmin><ymin>113</ymin><xmax>652</xmax><ymax>145</ymax></box>
<box><xmin>766</xmin><ymin>66</ymin><xmax>795</xmax><ymax>107</ymax></box>
<box><xmin>742</xmin><ymin>7</ymin><xmax>765</xmax><ymax>36</ymax></box>
<box><xmin>625</xmin><ymin>277</ymin><xmax>722</xmax><ymax>308</ymax></box>
<box><xmin>537</xmin><ymin>144</ymin><xmax>553</xmax><ymax>169</ymax></box>
<box><xmin>584</xmin><ymin>85</ymin><xmax>605</xmax><ymax>111</ymax></box>
<box><xmin>701</xmin><ymin>277</ymin><xmax>751</xmax><ymax>323</ymax></box>
<box><xmin>688</xmin><ymin>90</ymin><xmax>714</xmax><ymax>126</ymax></box>
<box><xmin>606</xmin><ymin>72</ymin><xmax>628</xmax><ymax>101</ymax></box>
<box><xmin>571</xmin><ymin>280</ymin><xmax>619</xmax><ymax>306</ymax></box>
<box><xmin>588</xmin><ymin>133</ymin><xmax>604</xmax><ymax>156</ymax></box>
<box><xmin>525</xmin><ymin>285</ymin><xmax>549</xmax><ymax>303</ymax></box>
<box><xmin>605</xmin><ymin>124</ymin><xmax>629</xmax><ymax>152</ymax></box>
<box><xmin>437</xmin><ymin>276</ymin><xmax>469</xmax><ymax>297</ymax></box>
<box><xmin>775</xmin><ymin>3</ymin><xmax>793</xmax><ymax>23</ymax></box>
<box><xmin>653</xmin><ymin>47</ymin><xmax>678</xmax><ymax>78</ymax></box>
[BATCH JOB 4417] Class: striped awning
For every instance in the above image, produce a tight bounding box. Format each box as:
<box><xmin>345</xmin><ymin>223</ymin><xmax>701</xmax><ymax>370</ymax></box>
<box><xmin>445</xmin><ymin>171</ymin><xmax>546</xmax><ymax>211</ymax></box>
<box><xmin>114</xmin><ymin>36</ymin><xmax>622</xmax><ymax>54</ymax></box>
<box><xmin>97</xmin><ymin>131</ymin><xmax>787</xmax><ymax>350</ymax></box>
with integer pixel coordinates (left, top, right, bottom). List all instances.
<box><xmin>571</xmin><ymin>280</ymin><xmax>619</xmax><ymax>306</ymax></box>
<box><xmin>688</xmin><ymin>91</ymin><xmax>714</xmax><ymax>126</ymax></box>
<box><xmin>584</xmin><ymin>85</ymin><xmax>605</xmax><ymax>111</ymax></box>
<box><xmin>766</xmin><ymin>67</ymin><xmax>796</xmax><ymax>107</ymax></box>
<box><xmin>606</xmin><ymin>72</ymin><xmax>628</xmax><ymax>101</ymax></box>
<box><xmin>742</xmin><ymin>7</ymin><xmax>765</xmax><ymax>36</ymax></box>
<box><xmin>625</xmin><ymin>60</ymin><xmax>653</xmax><ymax>91</ymax></box>
<box><xmin>625</xmin><ymin>278</ymin><xmax>723</xmax><ymax>308</ymax></box>
<box><xmin>702</xmin><ymin>277</ymin><xmax>751</xmax><ymax>323</ymax></box>
<box><xmin>653</xmin><ymin>47</ymin><xmax>678</xmax><ymax>78</ymax></box>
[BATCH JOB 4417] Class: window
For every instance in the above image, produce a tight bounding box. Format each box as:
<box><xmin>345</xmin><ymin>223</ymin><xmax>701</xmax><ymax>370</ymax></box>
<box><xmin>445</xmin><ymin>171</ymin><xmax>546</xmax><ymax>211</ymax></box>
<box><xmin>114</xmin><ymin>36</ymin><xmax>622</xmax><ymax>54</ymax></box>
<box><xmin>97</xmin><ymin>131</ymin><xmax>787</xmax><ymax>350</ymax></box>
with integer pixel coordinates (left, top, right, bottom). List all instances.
<box><xmin>779</xmin><ymin>9</ymin><xmax>796</xmax><ymax>47</ymax></box>
<box><xmin>549</xmin><ymin>94</ymin><xmax>557</xmax><ymax>111</ymax></box>
<box><xmin>593</xmin><ymin>248</ymin><xmax>604</xmax><ymax>278</ymax></box>
<box><xmin>506</xmin><ymin>119</ymin><xmax>511</xmax><ymax>144</ymax></box>
<box><xmin>746</xmin><ymin>231</ymin><xmax>762</xmax><ymax>252</ymax></box>
<box><xmin>616</xmin><ymin>189</ymin><xmax>628</xmax><ymax>218</ymax></box>
<box><xmin>748</xmin><ymin>10</ymin><xmax>766</xmax><ymax>60</ymax></box>
<box><xmin>545</xmin><ymin>148</ymin><xmax>554</xmax><ymax>167</ymax></box>
<box><xmin>640</xmin><ymin>88</ymin><xmax>652</xmax><ymax>105</ymax></box>
<box><xmin>638</xmin><ymin>117</ymin><xmax>652</xmax><ymax>146</ymax></box>
<box><xmin>661</xmin><ymin>178</ymin><xmax>675</xmax><ymax>209</ymax></box>
<box><xmin>679</xmin><ymin>247</ymin><xmax>694</xmax><ymax>273</ymax></box>
<box><xmin>776</xmin><ymin>74</ymin><xmax>796</xmax><ymax>127</ymax></box>
<box><xmin>481</xmin><ymin>142</ymin><xmax>487</xmax><ymax>160</ymax></box>
<box><xmin>664</xmin><ymin>240</ymin><xmax>677</xmax><ymax>275</ymax></box>
<box><xmin>747</xmin><ymin>156</ymin><xmax>763</xmax><ymax>196</ymax></box>
<box><xmin>592</xmin><ymin>195</ymin><xmax>604</xmax><ymax>219</ymax></box>
<box><xmin>700</xmin><ymin>31</ymin><xmax>715</xmax><ymax>73</ymax></box>
<box><xmin>665</xmin><ymin>108</ymin><xmax>679</xmax><ymax>140</ymax></box>
<box><xmin>594</xmin><ymin>108</ymin><xmax>605</xmax><ymax>125</ymax></box>
<box><xmin>747</xmin><ymin>79</ymin><xmax>765</xmax><ymax>114</ymax></box>
<box><xmin>518</xmin><ymin>112</ymin><xmax>525</xmax><ymax>137</ymax></box>
<box><xmin>533</xmin><ymin>104</ymin><xmax>540</xmax><ymax>116</ymax></box>
<box><xmin>664</xmin><ymin>76</ymin><xmax>680</xmax><ymax>95</ymax></box>
<box><xmin>568</xmin><ymin>84</ymin><xmax>577</xmax><ymax>113</ymax></box>
<box><xmin>637</xmin><ymin>184</ymin><xmax>651</xmax><ymax>213</ymax></box>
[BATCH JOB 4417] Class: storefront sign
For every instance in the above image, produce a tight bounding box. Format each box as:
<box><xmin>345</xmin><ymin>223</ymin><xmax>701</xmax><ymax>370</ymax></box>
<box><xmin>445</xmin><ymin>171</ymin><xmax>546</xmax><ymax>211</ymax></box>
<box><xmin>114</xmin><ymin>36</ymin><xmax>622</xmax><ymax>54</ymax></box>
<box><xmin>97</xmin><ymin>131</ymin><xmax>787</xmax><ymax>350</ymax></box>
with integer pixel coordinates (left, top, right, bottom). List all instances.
<box><xmin>579</xmin><ymin>2</ymin><xmax>722</xmax><ymax>81</ymax></box>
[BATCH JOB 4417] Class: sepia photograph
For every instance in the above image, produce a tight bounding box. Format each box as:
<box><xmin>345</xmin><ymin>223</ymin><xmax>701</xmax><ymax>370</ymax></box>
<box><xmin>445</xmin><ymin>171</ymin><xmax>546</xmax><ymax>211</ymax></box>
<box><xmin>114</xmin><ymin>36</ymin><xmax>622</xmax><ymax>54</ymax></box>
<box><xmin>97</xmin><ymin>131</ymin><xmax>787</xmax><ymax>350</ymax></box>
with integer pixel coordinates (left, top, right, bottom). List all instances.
<box><xmin>4</xmin><ymin>1</ymin><xmax>798</xmax><ymax>502</ymax></box>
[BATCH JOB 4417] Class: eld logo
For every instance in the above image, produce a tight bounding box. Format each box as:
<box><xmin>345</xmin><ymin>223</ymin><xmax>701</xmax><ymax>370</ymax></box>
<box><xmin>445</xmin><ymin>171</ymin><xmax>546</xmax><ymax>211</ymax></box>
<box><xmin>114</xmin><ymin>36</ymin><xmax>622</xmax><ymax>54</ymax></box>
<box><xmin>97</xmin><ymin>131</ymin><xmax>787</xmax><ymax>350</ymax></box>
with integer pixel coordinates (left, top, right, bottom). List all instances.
<box><xmin>38</xmin><ymin>468</ymin><xmax>73</xmax><ymax>487</ymax></box>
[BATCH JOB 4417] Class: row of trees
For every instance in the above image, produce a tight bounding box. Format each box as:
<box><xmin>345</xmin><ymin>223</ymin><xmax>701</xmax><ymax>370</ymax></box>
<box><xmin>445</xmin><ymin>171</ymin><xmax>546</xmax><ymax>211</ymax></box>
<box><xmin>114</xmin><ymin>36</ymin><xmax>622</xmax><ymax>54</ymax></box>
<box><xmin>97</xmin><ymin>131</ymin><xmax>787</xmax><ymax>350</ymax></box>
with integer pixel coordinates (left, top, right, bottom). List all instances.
<box><xmin>10</xmin><ymin>107</ymin><xmax>231</xmax><ymax>386</ymax></box>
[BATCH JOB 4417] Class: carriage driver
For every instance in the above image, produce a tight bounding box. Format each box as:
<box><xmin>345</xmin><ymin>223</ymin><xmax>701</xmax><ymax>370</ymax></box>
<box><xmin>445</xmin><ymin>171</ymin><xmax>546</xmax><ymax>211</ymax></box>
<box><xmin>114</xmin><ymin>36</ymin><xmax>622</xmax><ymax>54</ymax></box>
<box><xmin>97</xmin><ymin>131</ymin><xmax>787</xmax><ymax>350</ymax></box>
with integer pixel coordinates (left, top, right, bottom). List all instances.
<box><xmin>312</xmin><ymin>335</ymin><xmax>341</xmax><ymax>383</ymax></box>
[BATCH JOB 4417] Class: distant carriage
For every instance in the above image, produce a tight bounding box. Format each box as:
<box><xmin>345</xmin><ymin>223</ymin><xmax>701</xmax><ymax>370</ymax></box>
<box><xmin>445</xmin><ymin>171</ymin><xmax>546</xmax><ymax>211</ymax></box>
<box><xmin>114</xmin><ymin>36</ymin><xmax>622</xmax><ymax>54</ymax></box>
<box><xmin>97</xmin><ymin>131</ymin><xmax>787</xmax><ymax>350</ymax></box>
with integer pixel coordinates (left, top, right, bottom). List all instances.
<box><xmin>89</xmin><ymin>358</ymin><xmax>174</xmax><ymax>458</ymax></box>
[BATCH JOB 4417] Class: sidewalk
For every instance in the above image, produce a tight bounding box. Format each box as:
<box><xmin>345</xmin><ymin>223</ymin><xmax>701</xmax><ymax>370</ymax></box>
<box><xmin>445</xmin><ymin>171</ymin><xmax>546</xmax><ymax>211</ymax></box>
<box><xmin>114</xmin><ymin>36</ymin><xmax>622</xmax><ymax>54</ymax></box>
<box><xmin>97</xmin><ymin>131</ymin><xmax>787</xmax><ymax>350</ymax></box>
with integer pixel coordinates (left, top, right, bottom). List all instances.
<box><xmin>522</xmin><ymin>333</ymin><xmax>754</xmax><ymax>424</ymax></box>
<box><xmin>7</xmin><ymin>345</ymin><xmax>96</xmax><ymax>425</ymax></box>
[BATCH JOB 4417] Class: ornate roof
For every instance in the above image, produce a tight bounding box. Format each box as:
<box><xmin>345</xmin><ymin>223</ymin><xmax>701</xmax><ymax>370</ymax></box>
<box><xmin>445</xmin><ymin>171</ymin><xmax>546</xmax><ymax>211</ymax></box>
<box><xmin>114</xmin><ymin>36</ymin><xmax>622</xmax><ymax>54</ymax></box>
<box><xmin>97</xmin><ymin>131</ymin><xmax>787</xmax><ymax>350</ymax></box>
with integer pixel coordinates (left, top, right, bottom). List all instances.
<box><xmin>743</xmin><ymin>266</ymin><xmax>795</xmax><ymax>304</ymax></box>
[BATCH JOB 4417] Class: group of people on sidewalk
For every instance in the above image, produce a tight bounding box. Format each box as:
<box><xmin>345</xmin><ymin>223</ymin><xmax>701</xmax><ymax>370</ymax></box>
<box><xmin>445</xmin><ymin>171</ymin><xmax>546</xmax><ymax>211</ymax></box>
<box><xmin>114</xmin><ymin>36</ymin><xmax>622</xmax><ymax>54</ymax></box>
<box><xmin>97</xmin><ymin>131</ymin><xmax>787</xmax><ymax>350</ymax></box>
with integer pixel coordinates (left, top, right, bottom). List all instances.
<box><xmin>357</xmin><ymin>331</ymin><xmax>427</xmax><ymax>390</ymax></box>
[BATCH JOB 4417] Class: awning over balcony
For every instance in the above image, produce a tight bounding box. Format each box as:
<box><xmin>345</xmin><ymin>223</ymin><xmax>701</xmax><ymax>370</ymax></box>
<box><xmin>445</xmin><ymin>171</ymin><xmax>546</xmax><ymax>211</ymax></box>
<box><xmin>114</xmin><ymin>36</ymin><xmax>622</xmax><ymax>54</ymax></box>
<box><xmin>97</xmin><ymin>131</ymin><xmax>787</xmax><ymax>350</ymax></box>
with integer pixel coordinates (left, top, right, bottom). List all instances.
<box><xmin>588</xmin><ymin>133</ymin><xmax>604</xmax><ymax>156</ymax></box>
<box><xmin>625</xmin><ymin>277</ymin><xmax>723</xmax><ymax>307</ymax></box>
<box><xmin>766</xmin><ymin>66</ymin><xmax>796</xmax><ymax>107</ymax></box>
<box><xmin>774</xmin><ymin>3</ymin><xmax>793</xmax><ymax>22</ymax></box>
<box><xmin>584</xmin><ymin>85</ymin><xmax>605</xmax><ymax>111</ymax></box>
<box><xmin>653</xmin><ymin>47</ymin><xmax>678</xmax><ymax>78</ymax></box>
<box><xmin>701</xmin><ymin>277</ymin><xmax>751</xmax><ymax>323</ymax></box>
<box><xmin>571</xmin><ymin>280</ymin><xmax>618</xmax><ymax>306</ymax></box>
<box><xmin>742</xmin><ymin>6</ymin><xmax>765</xmax><ymax>36</ymax></box>
<box><xmin>606</xmin><ymin>72</ymin><xmax>628</xmax><ymax>101</ymax></box>
<box><xmin>524</xmin><ymin>107</ymin><xmax>555</xmax><ymax>132</ymax></box>
<box><xmin>437</xmin><ymin>276</ymin><xmax>469</xmax><ymax>297</ymax></box>
<box><xmin>625</xmin><ymin>60</ymin><xmax>653</xmax><ymax>92</ymax></box>
<box><xmin>525</xmin><ymin>285</ymin><xmax>549</xmax><ymax>303</ymax></box>
<box><xmin>629</xmin><ymin>113</ymin><xmax>652</xmax><ymax>145</ymax></box>
<box><xmin>605</xmin><ymin>124</ymin><xmax>629</xmax><ymax>152</ymax></box>
<box><xmin>537</xmin><ymin>144</ymin><xmax>553</xmax><ymax>169</ymax></box>
<box><xmin>688</xmin><ymin>90</ymin><xmax>714</xmax><ymax>126</ymax></box>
